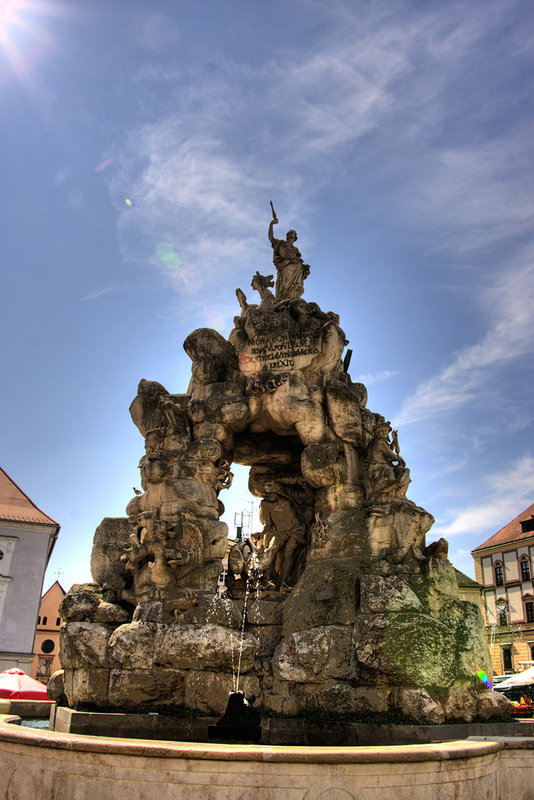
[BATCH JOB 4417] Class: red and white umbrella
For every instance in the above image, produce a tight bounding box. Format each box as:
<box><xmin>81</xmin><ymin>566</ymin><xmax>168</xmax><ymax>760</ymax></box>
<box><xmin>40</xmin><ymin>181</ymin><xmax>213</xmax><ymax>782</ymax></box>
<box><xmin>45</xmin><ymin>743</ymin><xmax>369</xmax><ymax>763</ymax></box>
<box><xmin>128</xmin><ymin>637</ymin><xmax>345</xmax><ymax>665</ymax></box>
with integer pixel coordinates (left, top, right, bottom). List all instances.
<box><xmin>0</xmin><ymin>668</ymin><xmax>49</xmax><ymax>700</ymax></box>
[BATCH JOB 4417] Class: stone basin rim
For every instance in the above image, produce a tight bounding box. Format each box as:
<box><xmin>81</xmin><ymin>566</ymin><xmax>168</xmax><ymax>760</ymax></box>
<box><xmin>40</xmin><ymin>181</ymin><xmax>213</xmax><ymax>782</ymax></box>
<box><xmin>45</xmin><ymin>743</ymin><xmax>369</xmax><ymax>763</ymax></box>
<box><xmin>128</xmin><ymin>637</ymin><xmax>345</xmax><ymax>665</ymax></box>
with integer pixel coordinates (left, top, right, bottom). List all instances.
<box><xmin>0</xmin><ymin>715</ymin><xmax>502</xmax><ymax>763</ymax></box>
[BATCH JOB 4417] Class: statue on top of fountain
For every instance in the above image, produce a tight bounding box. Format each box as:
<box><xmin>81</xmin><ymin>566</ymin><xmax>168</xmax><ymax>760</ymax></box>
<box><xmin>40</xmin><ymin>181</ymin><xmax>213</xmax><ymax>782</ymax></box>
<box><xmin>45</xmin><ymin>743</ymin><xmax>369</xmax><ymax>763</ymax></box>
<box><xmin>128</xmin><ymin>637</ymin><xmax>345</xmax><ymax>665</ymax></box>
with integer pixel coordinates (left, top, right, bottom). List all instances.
<box><xmin>268</xmin><ymin>202</ymin><xmax>310</xmax><ymax>301</ymax></box>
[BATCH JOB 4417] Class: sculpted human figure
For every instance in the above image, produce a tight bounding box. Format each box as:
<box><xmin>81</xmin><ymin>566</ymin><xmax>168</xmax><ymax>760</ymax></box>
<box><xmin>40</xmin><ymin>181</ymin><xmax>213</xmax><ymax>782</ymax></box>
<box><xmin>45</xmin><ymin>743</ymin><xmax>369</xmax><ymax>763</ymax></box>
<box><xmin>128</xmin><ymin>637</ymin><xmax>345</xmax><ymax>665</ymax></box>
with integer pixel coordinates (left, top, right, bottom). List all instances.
<box><xmin>268</xmin><ymin>213</ymin><xmax>310</xmax><ymax>301</ymax></box>
<box><xmin>365</xmin><ymin>418</ymin><xmax>410</xmax><ymax>499</ymax></box>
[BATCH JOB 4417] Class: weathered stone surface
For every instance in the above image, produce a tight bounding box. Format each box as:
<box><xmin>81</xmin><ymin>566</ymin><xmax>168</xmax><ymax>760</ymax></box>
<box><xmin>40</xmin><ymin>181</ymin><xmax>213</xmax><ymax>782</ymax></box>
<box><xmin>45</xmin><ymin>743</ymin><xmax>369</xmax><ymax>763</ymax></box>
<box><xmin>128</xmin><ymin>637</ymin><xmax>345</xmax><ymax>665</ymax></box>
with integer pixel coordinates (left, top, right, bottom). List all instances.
<box><xmin>59</xmin><ymin>584</ymin><xmax>102</xmax><ymax>622</ymax></box>
<box><xmin>390</xmin><ymin>687</ymin><xmax>445</xmax><ymax>724</ymax></box>
<box><xmin>154</xmin><ymin>625</ymin><xmax>258</xmax><ymax>672</ymax></box>
<box><xmin>309</xmin><ymin>684</ymin><xmax>390</xmax><ymax>715</ymax></box>
<box><xmin>314</xmin><ymin>484</ymin><xmax>364</xmax><ymax>513</ymax></box>
<box><xmin>325</xmin><ymin>377</ymin><xmax>363</xmax><ymax>446</ymax></box>
<box><xmin>93</xmin><ymin>602</ymin><xmax>131</xmax><ymax>625</ymax></box>
<box><xmin>301</xmin><ymin>442</ymin><xmax>353</xmax><ymax>488</ymax></box>
<box><xmin>108</xmin><ymin>668</ymin><xmax>185</xmax><ymax>709</ymax></box>
<box><xmin>63</xmin><ymin>668</ymin><xmax>111</xmax><ymax>709</ymax></box>
<box><xmin>306</xmin><ymin>510</ymin><xmax>367</xmax><ymax>562</ymax></box>
<box><xmin>283</xmin><ymin>559</ymin><xmax>359</xmax><ymax>635</ymax></box>
<box><xmin>108</xmin><ymin>622</ymin><xmax>159</xmax><ymax>669</ymax></box>
<box><xmin>474</xmin><ymin>688</ymin><xmax>514</xmax><ymax>720</ymax></box>
<box><xmin>46</xmin><ymin>670</ymin><xmax>67</xmax><ymax>704</ymax></box>
<box><xmin>246</xmin><ymin>624</ymin><xmax>283</xmax><ymax>658</ymax></box>
<box><xmin>60</xmin><ymin>622</ymin><xmax>113</xmax><ymax>669</ymax></box>
<box><xmin>273</xmin><ymin>625</ymin><xmax>355</xmax><ymax>683</ymax></box>
<box><xmin>364</xmin><ymin>499</ymin><xmax>434</xmax><ymax>558</ymax></box>
<box><xmin>90</xmin><ymin>518</ymin><xmax>131</xmax><ymax>597</ymax></box>
<box><xmin>247</xmin><ymin>599</ymin><xmax>284</xmax><ymax>626</ymax></box>
<box><xmin>177</xmin><ymin>594</ymin><xmax>242</xmax><ymax>629</ymax></box>
<box><xmin>184</xmin><ymin>671</ymin><xmax>261</xmax><ymax>715</ymax></box>
<box><xmin>359</xmin><ymin>575</ymin><xmax>422</xmax><ymax>615</ymax></box>
<box><xmin>442</xmin><ymin>688</ymin><xmax>477</xmax><ymax>722</ymax></box>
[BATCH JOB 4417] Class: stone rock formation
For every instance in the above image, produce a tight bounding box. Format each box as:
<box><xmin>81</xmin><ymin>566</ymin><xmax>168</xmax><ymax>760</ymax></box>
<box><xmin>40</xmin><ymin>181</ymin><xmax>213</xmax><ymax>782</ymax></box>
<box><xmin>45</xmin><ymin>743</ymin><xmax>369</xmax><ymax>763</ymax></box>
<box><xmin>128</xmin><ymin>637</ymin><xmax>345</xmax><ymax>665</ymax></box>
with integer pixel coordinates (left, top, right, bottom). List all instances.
<box><xmin>56</xmin><ymin>213</ymin><xmax>509</xmax><ymax>723</ymax></box>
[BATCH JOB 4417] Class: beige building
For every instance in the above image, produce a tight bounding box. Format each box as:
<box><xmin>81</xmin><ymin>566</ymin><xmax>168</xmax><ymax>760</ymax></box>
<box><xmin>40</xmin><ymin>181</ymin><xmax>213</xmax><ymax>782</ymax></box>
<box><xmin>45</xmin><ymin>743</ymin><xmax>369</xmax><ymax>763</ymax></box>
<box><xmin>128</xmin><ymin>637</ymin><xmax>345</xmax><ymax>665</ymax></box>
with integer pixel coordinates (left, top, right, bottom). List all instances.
<box><xmin>0</xmin><ymin>467</ymin><xmax>60</xmax><ymax>672</ymax></box>
<box><xmin>472</xmin><ymin>502</ymin><xmax>534</xmax><ymax>676</ymax></box>
<box><xmin>454</xmin><ymin>568</ymin><xmax>484</xmax><ymax>612</ymax></box>
<box><xmin>30</xmin><ymin>580</ymin><xmax>65</xmax><ymax>684</ymax></box>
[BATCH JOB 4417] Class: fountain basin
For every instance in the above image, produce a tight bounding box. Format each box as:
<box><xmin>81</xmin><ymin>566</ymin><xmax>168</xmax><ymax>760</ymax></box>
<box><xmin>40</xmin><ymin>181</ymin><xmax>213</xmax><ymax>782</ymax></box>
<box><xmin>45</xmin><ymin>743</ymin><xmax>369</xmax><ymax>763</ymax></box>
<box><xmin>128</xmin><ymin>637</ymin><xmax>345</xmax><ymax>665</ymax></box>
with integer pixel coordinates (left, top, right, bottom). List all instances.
<box><xmin>1</xmin><ymin>713</ymin><xmax>533</xmax><ymax>799</ymax></box>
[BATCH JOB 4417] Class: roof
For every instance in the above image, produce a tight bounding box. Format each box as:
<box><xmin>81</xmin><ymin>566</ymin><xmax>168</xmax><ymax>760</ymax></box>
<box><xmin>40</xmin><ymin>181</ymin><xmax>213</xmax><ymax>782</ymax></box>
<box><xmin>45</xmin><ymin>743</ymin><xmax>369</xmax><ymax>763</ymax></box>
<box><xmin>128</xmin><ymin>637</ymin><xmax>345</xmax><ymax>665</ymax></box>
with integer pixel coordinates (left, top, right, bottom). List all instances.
<box><xmin>472</xmin><ymin>502</ymin><xmax>534</xmax><ymax>553</ymax></box>
<box><xmin>454</xmin><ymin>568</ymin><xmax>483</xmax><ymax>589</ymax></box>
<box><xmin>41</xmin><ymin>579</ymin><xmax>66</xmax><ymax>598</ymax></box>
<box><xmin>0</xmin><ymin>466</ymin><xmax>59</xmax><ymax>527</ymax></box>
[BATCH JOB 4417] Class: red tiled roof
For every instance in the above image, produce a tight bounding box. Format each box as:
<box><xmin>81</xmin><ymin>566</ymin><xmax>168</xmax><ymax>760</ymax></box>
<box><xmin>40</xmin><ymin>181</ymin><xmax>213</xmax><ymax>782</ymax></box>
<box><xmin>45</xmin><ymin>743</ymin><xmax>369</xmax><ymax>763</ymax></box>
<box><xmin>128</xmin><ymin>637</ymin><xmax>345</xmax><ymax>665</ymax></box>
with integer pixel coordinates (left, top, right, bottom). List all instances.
<box><xmin>472</xmin><ymin>502</ymin><xmax>534</xmax><ymax>552</ymax></box>
<box><xmin>0</xmin><ymin>467</ymin><xmax>58</xmax><ymax>527</ymax></box>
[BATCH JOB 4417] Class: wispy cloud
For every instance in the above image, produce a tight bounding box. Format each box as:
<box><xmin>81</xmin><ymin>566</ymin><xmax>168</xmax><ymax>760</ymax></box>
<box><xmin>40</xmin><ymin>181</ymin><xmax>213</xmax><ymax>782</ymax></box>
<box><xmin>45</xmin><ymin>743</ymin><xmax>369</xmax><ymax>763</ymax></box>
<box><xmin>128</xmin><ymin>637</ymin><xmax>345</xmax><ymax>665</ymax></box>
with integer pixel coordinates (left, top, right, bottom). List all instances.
<box><xmin>394</xmin><ymin>254</ymin><xmax>534</xmax><ymax>426</ymax></box>
<box><xmin>432</xmin><ymin>454</ymin><xmax>534</xmax><ymax>538</ymax></box>
<box><xmin>354</xmin><ymin>369</ymin><xmax>399</xmax><ymax>385</ymax></box>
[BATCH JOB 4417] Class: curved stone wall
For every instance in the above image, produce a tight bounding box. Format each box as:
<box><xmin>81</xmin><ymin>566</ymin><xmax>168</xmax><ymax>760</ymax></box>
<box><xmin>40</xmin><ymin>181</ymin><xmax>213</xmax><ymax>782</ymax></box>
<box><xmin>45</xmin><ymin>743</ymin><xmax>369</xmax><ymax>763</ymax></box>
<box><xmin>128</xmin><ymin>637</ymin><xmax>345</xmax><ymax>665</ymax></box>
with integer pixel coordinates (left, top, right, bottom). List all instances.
<box><xmin>1</xmin><ymin>715</ymin><xmax>532</xmax><ymax>799</ymax></box>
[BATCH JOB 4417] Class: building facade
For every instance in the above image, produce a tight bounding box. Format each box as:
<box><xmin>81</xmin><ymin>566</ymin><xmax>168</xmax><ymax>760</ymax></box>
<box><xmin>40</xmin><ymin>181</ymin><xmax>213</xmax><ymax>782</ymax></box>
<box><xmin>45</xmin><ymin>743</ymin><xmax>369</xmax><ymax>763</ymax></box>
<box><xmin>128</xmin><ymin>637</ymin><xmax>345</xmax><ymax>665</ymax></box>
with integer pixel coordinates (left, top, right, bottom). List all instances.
<box><xmin>30</xmin><ymin>580</ymin><xmax>65</xmax><ymax>684</ymax></box>
<box><xmin>472</xmin><ymin>502</ymin><xmax>534</xmax><ymax>676</ymax></box>
<box><xmin>0</xmin><ymin>467</ymin><xmax>60</xmax><ymax>673</ymax></box>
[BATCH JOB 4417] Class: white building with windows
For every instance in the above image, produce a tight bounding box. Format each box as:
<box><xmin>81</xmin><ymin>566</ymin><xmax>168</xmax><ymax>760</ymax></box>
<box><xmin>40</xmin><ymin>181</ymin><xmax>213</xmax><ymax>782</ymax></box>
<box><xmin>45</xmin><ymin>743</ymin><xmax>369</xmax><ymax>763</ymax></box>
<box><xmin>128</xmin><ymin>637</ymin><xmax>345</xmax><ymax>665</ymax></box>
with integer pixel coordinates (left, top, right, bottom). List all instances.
<box><xmin>472</xmin><ymin>502</ymin><xmax>534</xmax><ymax>676</ymax></box>
<box><xmin>0</xmin><ymin>467</ymin><xmax>60</xmax><ymax>673</ymax></box>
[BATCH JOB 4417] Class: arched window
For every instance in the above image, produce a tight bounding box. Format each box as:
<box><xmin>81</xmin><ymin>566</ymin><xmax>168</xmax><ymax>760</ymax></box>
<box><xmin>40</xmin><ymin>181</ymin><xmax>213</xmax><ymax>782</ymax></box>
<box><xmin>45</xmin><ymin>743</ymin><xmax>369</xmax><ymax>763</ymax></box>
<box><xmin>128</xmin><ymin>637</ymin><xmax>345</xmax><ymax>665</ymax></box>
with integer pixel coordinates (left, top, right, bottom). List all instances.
<box><xmin>56</xmin><ymin>617</ymin><xmax>61</xmax><ymax>626</ymax></box>
<box><xmin>42</xmin><ymin>616</ymin><xmax>47</xmax><ymax>625</ymax></box>
<box><xmin>37</xmin><ymin>616</ymin><xmax>41</xmax><ymax>625</ymax></box>
<box><xmin>520</xmin><ymin>556</ymin><xmax>531</xmax><ymax>582</ymax></box>
<box><xmin>494</xmin><ymin>561</ymin><xmax>504</xmax><ymax>586</ymax></box>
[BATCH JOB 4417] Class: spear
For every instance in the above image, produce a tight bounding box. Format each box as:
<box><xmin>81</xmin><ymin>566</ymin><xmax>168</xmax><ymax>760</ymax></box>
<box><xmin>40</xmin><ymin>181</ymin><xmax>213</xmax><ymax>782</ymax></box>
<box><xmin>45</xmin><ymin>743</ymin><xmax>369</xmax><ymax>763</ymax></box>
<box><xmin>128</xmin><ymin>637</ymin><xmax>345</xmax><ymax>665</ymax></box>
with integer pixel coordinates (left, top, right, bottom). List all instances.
<box><xmin>269</xmin><ymin>200</ymin><xmax>277</xmax><ymax>220</ymax></box>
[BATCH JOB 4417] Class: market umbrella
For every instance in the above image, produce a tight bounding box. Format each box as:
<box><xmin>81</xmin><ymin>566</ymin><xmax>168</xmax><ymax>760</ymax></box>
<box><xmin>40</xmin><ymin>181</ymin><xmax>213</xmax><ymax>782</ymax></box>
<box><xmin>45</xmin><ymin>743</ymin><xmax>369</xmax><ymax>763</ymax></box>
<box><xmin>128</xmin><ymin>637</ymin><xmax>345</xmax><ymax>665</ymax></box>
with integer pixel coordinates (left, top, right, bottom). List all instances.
<box><xmin>496</xmin><ymin>666</ymin><xmax>534</xmax><ymax>689</ymax></box>
<box><xmin>0</xmin><ymin>668</ymin><xmax>49</xmax><ymax>700</ymax></box>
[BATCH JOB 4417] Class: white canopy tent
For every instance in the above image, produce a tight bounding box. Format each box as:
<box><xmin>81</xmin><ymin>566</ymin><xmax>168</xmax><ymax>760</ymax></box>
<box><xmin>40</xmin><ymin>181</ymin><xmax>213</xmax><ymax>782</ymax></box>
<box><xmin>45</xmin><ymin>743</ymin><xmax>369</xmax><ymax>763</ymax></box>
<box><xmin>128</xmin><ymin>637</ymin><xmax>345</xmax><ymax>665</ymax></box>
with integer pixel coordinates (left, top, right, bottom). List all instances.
<box><xmin>495</xmin><ymin>666</ymin><xmax>534</xmax><ymax>689</ymax></box>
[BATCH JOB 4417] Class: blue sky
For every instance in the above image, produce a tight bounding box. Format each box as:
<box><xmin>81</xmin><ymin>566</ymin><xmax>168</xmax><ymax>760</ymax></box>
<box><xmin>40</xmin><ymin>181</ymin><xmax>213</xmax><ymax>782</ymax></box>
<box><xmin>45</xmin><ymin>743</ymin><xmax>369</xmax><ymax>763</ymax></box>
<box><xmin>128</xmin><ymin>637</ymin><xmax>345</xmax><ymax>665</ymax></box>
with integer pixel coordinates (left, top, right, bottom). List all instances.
<box><xmin>1</xmin><ymin>0</ymin><xmax>533</xmax><ymax>592</ymax></box>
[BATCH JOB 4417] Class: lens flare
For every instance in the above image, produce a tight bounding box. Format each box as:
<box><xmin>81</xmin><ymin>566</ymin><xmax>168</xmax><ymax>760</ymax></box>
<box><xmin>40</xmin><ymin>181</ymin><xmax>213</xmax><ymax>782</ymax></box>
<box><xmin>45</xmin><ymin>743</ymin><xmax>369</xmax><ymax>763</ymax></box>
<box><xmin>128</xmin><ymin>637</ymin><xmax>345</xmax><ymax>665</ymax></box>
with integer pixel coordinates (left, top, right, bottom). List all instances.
<box><xmin>124</xmin><ymin>198</ymin><xmax>132</xmax><ymax>206</ymax></box>
<box><xmin>156</xmin><ymin>241</ymin><xmax>181</xmax><ymax>270</ymax></box>
<box><xmin>94</xmin><ymin>159</ymin><xmax>110</xmax><ymax>173</ymax></box>
<box><xmin>477</xmin><ymin>669</ymin><xmax>492</xmax><ymax>689</ymax></box>
<box><xmin>336</xmin><ymin>485</ymin><xmax>345</xmax><ymax>493</ymax></box>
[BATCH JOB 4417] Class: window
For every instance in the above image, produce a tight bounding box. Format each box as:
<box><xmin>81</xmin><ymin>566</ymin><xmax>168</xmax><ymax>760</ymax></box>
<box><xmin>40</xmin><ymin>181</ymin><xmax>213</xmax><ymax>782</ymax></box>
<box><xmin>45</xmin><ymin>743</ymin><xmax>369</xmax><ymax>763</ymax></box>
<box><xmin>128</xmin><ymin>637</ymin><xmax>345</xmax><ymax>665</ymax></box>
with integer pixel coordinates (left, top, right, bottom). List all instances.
<box><xmin>526</xmin><ymin>602</ymin><xmax>534</xmax><ymax>623</ymax></box>
<box><xmin>502</xmin><ymin>647</ymin><xmax>513</xmax><ymax>672</ymax></box>
<box><xmin>42</xmin><ymin>616</ymin><xmax>47</xmax><ymax>625</ymax></box>
<box><xmin>499</xmin><ymin>606</ymin><xmax>508</xmax><ymax>626</ymax></box>
<box><xmin>494</xmin><ymin>563</ymin><xmax>504</xmax><ymax>586</ymax></box>
<box><xmin>520</xmin><ymin>557</ymin><xmax>531</xmax><ymax>581</ymax></box>
<box><xmin>41</xmin><ymin>639</ymin><xmax>55</xmax><ymax>654</ymax></box>
<box><xmin>531</xmin><ymin>644</ymin><xmax>534</xmax><ymax>661</ymax></box>
<box><xmin>56</xmin><ymin>617</ymin><xmax>61</xmax><ymax>626</ymax></box>
<box><xmin>520</xmin><ymin>518</ymin><xmax>534</xmax><ymax>533</ymax></box>
<box><xmin>37</xmin><ymin>616</ymin><xmax>41</xmax><ymax>625</ymax></box>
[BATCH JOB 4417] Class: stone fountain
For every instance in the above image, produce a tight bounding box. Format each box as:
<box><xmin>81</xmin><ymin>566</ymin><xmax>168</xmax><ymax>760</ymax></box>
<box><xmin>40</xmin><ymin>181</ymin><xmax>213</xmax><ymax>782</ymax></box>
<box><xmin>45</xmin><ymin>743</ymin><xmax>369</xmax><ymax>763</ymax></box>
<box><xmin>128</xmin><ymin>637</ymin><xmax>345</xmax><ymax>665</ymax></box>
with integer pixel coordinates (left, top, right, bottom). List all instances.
<box><xmin>51</xmin><ymin>210</ymin><xmax>510</xmax><ymax>728</ymax></box>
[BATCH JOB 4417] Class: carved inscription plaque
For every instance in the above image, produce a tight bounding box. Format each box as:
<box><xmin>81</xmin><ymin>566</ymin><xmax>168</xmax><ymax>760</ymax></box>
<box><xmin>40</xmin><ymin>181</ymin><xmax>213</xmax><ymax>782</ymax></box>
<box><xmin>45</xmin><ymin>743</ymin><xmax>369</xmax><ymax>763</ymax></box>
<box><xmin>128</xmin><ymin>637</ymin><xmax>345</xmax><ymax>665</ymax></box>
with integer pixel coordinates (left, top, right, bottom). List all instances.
<box><xmin>237</xmin><ymin>331</ymin><xmax>322</xmax><ymax>375</ymax></box>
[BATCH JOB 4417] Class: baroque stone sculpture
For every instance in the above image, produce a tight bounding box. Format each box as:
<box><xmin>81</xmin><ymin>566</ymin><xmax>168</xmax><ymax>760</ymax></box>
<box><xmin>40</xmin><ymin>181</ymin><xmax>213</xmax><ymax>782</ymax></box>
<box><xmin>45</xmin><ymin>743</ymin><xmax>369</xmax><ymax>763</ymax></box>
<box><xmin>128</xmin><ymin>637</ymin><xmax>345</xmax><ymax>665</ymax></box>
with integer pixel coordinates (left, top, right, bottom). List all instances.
<box><xmin>54</xmin><ymin>210</ymin><xmax>509</xmax><ymax>724</ymax></box>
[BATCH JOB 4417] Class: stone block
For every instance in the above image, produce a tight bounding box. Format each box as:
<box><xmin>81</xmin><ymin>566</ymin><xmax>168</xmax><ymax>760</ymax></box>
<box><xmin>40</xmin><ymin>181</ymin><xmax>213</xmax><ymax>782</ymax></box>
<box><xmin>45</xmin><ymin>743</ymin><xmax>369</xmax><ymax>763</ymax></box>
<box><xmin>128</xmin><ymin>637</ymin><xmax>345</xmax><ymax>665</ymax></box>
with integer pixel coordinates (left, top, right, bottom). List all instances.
<box><xmin>154</xmin><ymin>624</ymin><xmax>258</xmax><ymax>672</ymax></box>
<box><xmin>46</xmin><ymin>670</ymin><xmax>66</xmax><ymax>705</ymax></box>
<box><xmin>177</xmin><ymin>594</ymin><xmax>242</xmax><ymax>629</ymax></box>
<box><xmin>59</xmin><ymin>584</ymin><xmax>101</xmax><ymax>622</ymax></box>
<box><xmin>390</xmin><ymin>687</ymin><xmax>445</xmax><ymax>724</ymax></box>
<box><xmin>301</xmin><ymin>442</ymin><xmax>351</xmax><ymax>488</ymax></box>
<box><xmin>245</xmin><ymin>625</ymin><xmax>283</xmax><ymax>658</ymax></box>
<box><xmin>184</xmin><ymin>671</ymin><xmax>261</xmax><ymax>714</ymax></box>
<box><xmin>273</xmin><ymin>625</ymin><xmax>355</xmax><ymax>683</ymax></box>
<box><xmin>108</xmin><ymin>668</ymin><xmax>186</xmax><ymax>709</ymax></box>
<box><xmin>60</xmin><ymin>621</ymin><xmax>113</xmax><ymax>669</ymax></box>
<box><xmin>283</xmin><ymin>559</ymin><xmax>359</xmax><ymax>634</ymax></box>
<box><xmin>247</xmin><ymin>598</ymin><xmax>284</xmax><ymax>625</ymax></box>
<box><xmin>359</xmin><ymin>574</ymin><xmax>422</xmax><ymax>614</ymax></box>
<box><xmin>314</xmin><ymin>483</ymin><xmax>363</xmax><ymax>513</ymax></box>
<box><xmin>63</xmin><ymin>668</ymin><xmax>110</xmax><ymax>708</ymax></box>
<box><xmin>108</xmin><ymin>621</ymin><xmax>160</xmax><ymax>669</ymax></box>
<box><xmin>90</xmin><ymin>518</ymin><xmax>131</xmax><ymax>595</ymax></box>
<box><xmin>309</xmin><ymin>684</ymin><xmax>390</xmax><ymax>715</ymax></box>
<box><xmin>325</xmin><ymin>377</ymin><xmax>363</xmax><ymax>445</ymax></box>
